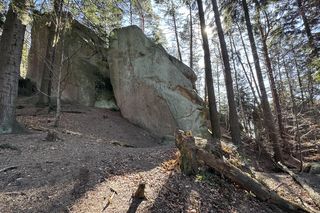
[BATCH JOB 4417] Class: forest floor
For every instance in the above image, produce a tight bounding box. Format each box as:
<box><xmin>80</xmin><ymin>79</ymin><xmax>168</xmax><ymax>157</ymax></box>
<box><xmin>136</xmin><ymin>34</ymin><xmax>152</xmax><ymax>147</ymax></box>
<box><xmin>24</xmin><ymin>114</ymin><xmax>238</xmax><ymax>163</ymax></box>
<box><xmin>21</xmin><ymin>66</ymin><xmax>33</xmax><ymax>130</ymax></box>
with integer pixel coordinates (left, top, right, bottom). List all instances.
<box><xmin>0</xmin><ymin>97</ymin><xmax>319</xmax><ymax>213</ymax></box>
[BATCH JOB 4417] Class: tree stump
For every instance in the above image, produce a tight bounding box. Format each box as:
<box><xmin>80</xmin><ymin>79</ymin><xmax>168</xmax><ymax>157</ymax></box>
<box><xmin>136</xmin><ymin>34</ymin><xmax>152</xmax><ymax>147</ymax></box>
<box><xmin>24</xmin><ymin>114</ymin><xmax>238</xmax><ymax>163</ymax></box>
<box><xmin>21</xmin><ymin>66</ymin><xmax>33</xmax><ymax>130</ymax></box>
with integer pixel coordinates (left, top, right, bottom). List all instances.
<box><xmin>175</xmin><ymin>130</ymin><xmax>313</xmax><ymax>213</ymax></box>
<box><xmin>175</xmin><ymin>130</ymin><xmax>199</xmax><ymax>175</ymax></box>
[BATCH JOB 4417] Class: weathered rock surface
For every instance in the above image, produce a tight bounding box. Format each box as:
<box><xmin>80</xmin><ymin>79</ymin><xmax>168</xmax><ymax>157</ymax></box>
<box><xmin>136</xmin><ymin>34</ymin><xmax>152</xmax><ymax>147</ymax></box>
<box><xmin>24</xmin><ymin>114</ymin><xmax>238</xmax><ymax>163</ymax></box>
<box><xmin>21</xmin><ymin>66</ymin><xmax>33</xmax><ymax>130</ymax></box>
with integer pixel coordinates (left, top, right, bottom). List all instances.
<box><xmin>27</xmin><ymin>14</ymin><xmax>114</xmax><ymax>107</ymax></box>
<box><xmin>107</xmin><ymin>26</ymin><xmax>207</xmax><ymax>137</ymax></box>
<box><xmin>27</xmin><ymin>17</ymin><xmax>207</xmax><ymax>138</ymax></box>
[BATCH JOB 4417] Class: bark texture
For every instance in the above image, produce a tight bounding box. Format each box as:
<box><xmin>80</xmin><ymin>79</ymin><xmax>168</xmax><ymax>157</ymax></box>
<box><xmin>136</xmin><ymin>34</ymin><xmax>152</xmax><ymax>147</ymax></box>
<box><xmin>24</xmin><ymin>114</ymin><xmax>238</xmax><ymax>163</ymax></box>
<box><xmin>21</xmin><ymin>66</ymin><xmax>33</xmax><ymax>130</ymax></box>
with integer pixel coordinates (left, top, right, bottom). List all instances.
<box><xmin>241</xmin><ymin>0</ymin><xmax>283</xmax><ymax>162</ymax></box>
<box><xmin>211</xmin><ymin>0</ymin><xmax>241</xmax><ymax>144</ymax></box>
<box><xmin>256</xmin><ymin>11</ymin><xmax>286</xmax><ymax>149</ymax></box>
<box><xmin>172</xmin><ymin>9</ymin><xmax>182</xmax><ymax>62</ymax></box>
<box><xmin>196</xmin><ymin>0</ymin><xmax>221</xmax><ymax>139</ymax></box>
<box><xmin>0</xmin><ymin>0</ymin><xmax>26</xmax><ymax>134</ymax></box>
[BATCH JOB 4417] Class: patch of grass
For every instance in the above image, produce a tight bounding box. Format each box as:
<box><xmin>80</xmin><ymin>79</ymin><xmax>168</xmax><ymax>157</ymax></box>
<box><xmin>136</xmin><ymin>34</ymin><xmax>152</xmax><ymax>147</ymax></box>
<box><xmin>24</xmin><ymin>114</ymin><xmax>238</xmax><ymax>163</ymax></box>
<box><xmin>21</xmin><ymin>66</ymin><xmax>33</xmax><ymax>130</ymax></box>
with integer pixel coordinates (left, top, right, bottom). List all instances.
<box><xmin>0</xmin><ymin>143</ymin><xmax>19</xmax><ymax>151</ymax></box>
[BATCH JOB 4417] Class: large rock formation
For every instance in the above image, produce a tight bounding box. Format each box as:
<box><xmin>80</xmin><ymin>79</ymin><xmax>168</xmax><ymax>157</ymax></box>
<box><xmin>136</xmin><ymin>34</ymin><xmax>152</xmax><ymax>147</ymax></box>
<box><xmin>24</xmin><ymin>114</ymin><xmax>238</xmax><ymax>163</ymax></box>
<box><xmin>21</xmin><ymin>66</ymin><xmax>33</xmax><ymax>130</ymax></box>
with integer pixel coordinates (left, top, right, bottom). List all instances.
<box><xmin>27</xmin><ymin>17</ymin><xmax>207</xmax><ymax>137</ymax></box>
<box><xmin>107</xmin><ymin>26</ymin><xmax>207</xmax><ymax>137</ymax></box>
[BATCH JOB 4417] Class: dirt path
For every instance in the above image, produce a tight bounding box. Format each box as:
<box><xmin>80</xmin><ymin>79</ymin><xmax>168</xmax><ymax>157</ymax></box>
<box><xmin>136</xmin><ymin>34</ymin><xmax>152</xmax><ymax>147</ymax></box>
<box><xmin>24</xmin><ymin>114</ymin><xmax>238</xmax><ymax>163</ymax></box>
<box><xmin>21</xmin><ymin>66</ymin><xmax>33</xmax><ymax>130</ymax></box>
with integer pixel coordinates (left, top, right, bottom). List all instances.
<box><xmin>0</xmin><ymin>104</ymin><xmax>283</xmax><ymax>212</ymax></box>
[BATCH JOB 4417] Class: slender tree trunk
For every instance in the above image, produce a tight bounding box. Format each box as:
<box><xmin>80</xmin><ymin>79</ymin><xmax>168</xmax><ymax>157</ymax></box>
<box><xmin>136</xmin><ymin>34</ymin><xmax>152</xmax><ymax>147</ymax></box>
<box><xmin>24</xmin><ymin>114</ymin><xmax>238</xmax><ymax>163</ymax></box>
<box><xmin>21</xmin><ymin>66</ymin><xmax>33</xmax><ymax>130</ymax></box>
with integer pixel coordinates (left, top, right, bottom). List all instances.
<box><xmin>236</xmin><ymin>23</ymin><xmax>261</xmax><ymax>99</ymax></box>
<box><xmin>129</xmin><ymin>0</ymin><xmax>133</xmax><ymax>25</ymax></box>
<box><xmin>229</xmin><ymin>34</ymin><xmax>248</xmax><ymax>134</ymax></box>
<box><xmin>283</xmin><ymin>56</ymin><xmax>298</xmax><ymax>156</ymax></box>
<box><xmin>140</xmin><ymin>13</ymin><xmax>145</xmax><ymax>32</ymax></box>
<box><xmin>135</xmin><ymin>0</ymin><xmax>145</xmax><ymax>32</ymax></box>
<box><xmin>292</xmin><ymin>47</ymin><xmax>305</xmax><ymax>102</ymax></box>
<box><xmin>38</xmin><ymin>23</ymin><xmax>54</xmax><ymax>106</ymax></box>
<box><xmin>189</xmin><ymin>4</ymin><xmax>193</xmax><ymax>69</ymax></box>
<box><xmin>54</xmin><ymin>54</ymin><xmax>63</xmax><ymax>127</ymax></box>
<box><xmin>283</xmin><ymin>58</ymin><xmax>296</xmax><ymax>113</ymax></box>
<box><xmin>296</xmin><ymin>0</ymin><xmax>318</xmax><ymax>57</ymax></box>
<box><xmin>296</xmin><ymin>0</ymin><xmax>316</xmax><ymax>103</ymax></box>
<box><xmin>196</xmin><ymin>0</ymin><xmax>221</xmax><ymax>139</ymax></box>
<box><xmin>172</xmin><ymin>10</ymin><xmax>182</xmax><ymax>62</ymax></box>
<box><xmin>204</xmin><ymin>81</ymin><xmax>208</xmax><ymax>103</ymax></box>
<box><xmin>230</xmin><ymin>36</ymin><xmax>259</xmax><ymax>105</ymax></box>
<box><xmin>241</xmin><ymin>0</ymin><xmax>283</xmax><ymax>162</ymax></box>
<box><xmin>0</xmin><ymin>0</ymin><xmax>26</xmax><ymax>134</ymax></box>
<box><xmin>211</xmin><ymin>0</ymin><xmax>241</xmax><ymax>144</ymax></box>
<box><xmin>53</xmin><ymin>0</ymin><xmax>66</xmax><ymax>127</ymax></box>
<box><xmin>216</xmin><ymin>64</ymin><xmax>221</xmax><ymax>112</ymax></box>
<box><xmin>257</xmin><ymin>19</ymin><xmax>286</xmax><ymax>150</ymax></box>
<box><xmin>38</xmin><ymin>0</ymin><xmax>63</xmax><ymax>107</ymax></box>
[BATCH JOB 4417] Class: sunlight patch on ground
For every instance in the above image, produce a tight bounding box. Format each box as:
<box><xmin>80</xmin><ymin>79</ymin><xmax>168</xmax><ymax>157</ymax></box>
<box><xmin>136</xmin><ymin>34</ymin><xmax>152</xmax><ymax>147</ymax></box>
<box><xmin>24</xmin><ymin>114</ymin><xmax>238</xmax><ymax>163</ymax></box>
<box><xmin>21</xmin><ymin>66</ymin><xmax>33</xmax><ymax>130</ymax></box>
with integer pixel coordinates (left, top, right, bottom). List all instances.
<box><xmin>70</xmin><ymin>166</ymin><xmax>172</xmax><ymax>213</ymax></box>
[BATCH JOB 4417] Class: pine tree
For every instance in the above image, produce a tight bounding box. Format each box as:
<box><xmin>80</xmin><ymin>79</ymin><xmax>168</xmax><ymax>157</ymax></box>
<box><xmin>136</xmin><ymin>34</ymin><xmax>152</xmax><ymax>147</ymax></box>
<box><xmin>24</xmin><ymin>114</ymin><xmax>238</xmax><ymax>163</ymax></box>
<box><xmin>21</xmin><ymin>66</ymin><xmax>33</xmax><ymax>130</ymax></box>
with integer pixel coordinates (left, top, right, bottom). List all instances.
<box><xmin>196</xmin><ymin>0</ymin><xmax>221</xmax><ymax>139</ymax></box>
<box><xmin>210</xmin><ymin>0</ymin><xmax>241</xmax><ymax>144</ymax></box>
<box><xmin>241</xmin><ymin>0</ymin><xmax>283</xmax><ymax>162</ymax></box>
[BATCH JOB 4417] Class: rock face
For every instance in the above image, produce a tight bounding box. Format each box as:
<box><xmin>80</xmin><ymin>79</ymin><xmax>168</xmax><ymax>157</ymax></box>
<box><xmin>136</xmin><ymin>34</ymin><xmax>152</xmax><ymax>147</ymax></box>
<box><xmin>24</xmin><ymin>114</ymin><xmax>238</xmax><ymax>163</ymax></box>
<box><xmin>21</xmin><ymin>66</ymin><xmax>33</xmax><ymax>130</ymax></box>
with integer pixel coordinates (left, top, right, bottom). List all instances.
<box><xmin>27</xmin><ymin>14</ymin><xmax>116</xmax><ymax>108</ymax></box>
<box><xmin>107</xmin><ymin>26</ymin><xmax>207</xmax><ymax>137</ymax></box>
<box><xmin>27</xmin><ymin>17</ymin><xmax>207</xmax><ymax>137</ymax></box>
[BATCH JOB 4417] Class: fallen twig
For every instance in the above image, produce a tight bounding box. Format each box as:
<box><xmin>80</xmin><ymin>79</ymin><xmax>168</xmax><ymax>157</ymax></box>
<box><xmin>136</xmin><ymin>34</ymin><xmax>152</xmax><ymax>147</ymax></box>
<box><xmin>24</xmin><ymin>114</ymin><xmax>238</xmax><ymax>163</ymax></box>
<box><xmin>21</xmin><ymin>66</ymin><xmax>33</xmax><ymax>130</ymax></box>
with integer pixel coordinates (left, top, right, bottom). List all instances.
<box><xmin>29</xmin><ymin>125</ymin><xmax>48</xmax><ymax>132</ymax></box>
<box><xmin>61</xmin><ymin>110</ymin><xmax>85</xmax><ymax>114</ymax></box>
<box><xmin>111</xmin><ymin>141</ymin><xmax>135</xmax><ymax>148</ymax></box>
<box><xmin>271</xmin><ymin>182</ymin><xmax>284</xmax><ymax>192</ymax></box>
<box><xmin>0</xmin><ymin>166</ymin><xmax>18</xmax><ymax>173</ymax></box>
<box><xmin>62</xmin><ymin>129</ymin><xmax>82</xmax><ymax>136</ymax></box>
<box><xmin>102</xmin><ymin>188</ymin><xmax>118</xmax><ymax>212</ymax></box>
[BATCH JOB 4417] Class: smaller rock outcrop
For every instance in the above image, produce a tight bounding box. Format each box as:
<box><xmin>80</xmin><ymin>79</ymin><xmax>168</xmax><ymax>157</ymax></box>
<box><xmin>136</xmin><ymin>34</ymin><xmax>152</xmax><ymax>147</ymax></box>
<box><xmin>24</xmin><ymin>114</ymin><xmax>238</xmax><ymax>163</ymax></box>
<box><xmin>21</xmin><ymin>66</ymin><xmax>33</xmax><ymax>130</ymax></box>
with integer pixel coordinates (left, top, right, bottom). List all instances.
<box><xmin>27</xmin><ymin>14</ymin><xmax>115</xmax><ymax>108</ymax></box>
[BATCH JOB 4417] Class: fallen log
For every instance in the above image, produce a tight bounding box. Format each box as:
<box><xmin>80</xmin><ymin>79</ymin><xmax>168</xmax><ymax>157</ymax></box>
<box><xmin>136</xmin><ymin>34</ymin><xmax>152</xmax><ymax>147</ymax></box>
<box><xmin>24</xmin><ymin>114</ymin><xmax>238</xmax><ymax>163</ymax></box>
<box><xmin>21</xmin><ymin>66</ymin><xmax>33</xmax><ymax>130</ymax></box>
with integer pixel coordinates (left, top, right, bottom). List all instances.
<box><xmin>278</xmin><ymin>162</ymin><xmax>320</xmax><ymax>208</ymax></box>
<box><xmin>175</xmin><ymin>130</ymin><xmax>314</xmax><ymax>213</ymax></box>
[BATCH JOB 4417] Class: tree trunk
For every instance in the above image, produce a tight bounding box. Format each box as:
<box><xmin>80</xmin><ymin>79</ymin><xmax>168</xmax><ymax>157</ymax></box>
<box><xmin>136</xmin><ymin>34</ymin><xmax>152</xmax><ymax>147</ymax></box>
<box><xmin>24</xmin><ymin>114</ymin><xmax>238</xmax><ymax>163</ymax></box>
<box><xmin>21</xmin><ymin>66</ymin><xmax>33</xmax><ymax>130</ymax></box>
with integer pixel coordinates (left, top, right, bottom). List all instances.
<box><xmin>296</xmin><ymin>0</ymin><xmax>316</xmax><ymax>103</ymax></box>
<box><xmin>257</xmin><ymin>15</ymin><xmax>286</xmax><ymax>151</ymax></box>
<box><xmin>38</xmin><ymin>23</ymin><xmax>55</xmax><ymax>106</ymax></box>
<box><xmin>129</xmin><ymin>0</ymin><xmax>133</xmax><ymax>25</ymax></box>
<box><xmin>292</xmin><ymin>46</ymin><xmax>305</xmax><ymax>102</ymax></box>
<box><xmin>296</xmin><ymin>0</ymin><xmax>318</xmax><ymax>57</ymax></box>
<box><xmin>38</xmin><ymin>0</ymin><xmax>63</xmax><ymax>107</ymax></box>
<box><xmin>54</xmin><ymin>57</ymin><xmax>63</xmax><ymax>127</ymax></box>
<box><xmin>230</xmin><ymin>36</ymin><xmax>259</xmax><ymax>106</ymax></box>
<box><xmin>211</xmin><ymin>0</ymin><xmax>241</xmax><ymax>144</ymax></box>
<box><xmin>283</xmin><ymin>52</ymin><xmax>301</xmax><ymax>160</ymax></box>
<box><xmin>172</xmin><ymin>10</ymin><xmax>182</xmax><ymax>62</ymax></box>
<box><xmin>236</xmin><ymin>22</ymin><xmax>261</xmax><ymax>100</ymax></box>
<box><xmin>53</xmin><ymin>0</ymin><xmax>66</xmax><ymax>127</ymax></box>
<box><xmin>241</xmin><ymin>0</ymin><xmax>283</xmax><ymax>162</ymax></box>
<box><xmin>229</xmin><ymin>34</ymin><xmax>249</xmax><ymax>134</ymax></box>
<box><xmin>0</xmin><ymin>0</ymin><xmax>26</xmax><ymax>134</ymax></box>
<box><xmin>196</xmin><ymin>0</ymin><xmax>221</xmax><ymax>139</ymax></box>
<box><xmin>216</xmin><ymin>64</ymin><xmax>221</xmax><ymax>112</ymax></box>
<box><xmin>140</xmin><ymin>13</ymin><xmax>145</xmax><ymax>32</ymax></box>
<box><xmin>189</xmin><ymin>4</ymin><xmax>193</xmax><ymax>69</ymax></box>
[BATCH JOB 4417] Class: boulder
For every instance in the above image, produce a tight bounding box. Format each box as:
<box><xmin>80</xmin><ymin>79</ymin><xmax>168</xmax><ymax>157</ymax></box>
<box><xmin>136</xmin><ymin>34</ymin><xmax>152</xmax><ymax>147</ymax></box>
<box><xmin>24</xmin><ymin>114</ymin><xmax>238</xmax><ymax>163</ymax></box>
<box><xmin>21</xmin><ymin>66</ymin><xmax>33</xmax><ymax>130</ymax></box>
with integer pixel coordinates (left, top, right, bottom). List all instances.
<box><xmin>27</xmin><ymin>17</ymin><xmax>208</xmax><ymax>138</ymax></box>
<box><xmin>107</xmin><ymin>26</ymin><xmax>207</xmax><ymax>137</ymax></box>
